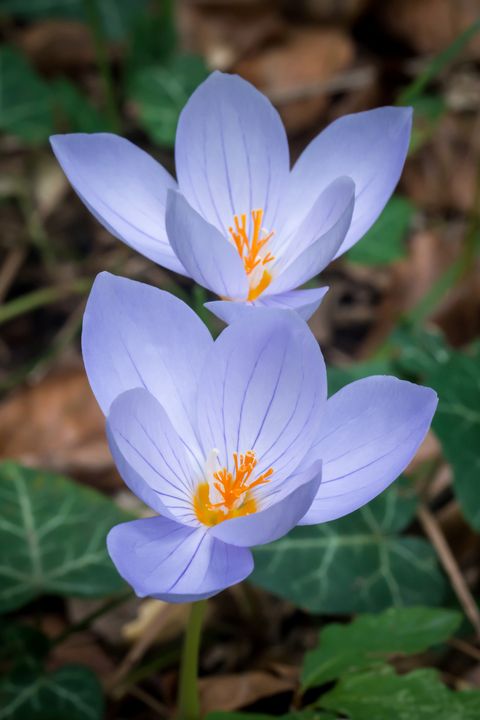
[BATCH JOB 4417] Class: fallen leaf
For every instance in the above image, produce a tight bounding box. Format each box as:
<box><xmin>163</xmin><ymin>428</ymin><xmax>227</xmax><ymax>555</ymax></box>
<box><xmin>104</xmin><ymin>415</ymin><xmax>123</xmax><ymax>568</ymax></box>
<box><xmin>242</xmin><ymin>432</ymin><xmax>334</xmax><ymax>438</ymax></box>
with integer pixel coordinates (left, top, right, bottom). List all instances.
<box><xmin>0</xmin><ymin>365</ymin><xmax>113</xmax><ymax>482</ymax></box>
<box><xmin>403</xmin><ymin>115</ymin><xmax>478</xmax><ymax>213</ymax></box>
<box><xmin>15</xmin><ymin>20</ymin><xmax>98</xmax><ymax>73</ymax></box>
<box><xmin>180</xmin><ymin>1</ymin><xmax>285</xmax><ymax>70</ymax></box>
<box><xmin>123</xmin><ymin>599</ymin><xmax>191</xmax><ymax>644</ymax></box>
<box><xmin>236</xmin><ymin>27</ymin><xmax>355</xmax><ymax>132</ymax></box>
<box><xmin>379</xmin><ymin>0</ymin><xmax>480</xmax><ymax>59</ymax></box>
<box><xmin>199</xmin><ymin>667</ymin><xmax>297</xmax><ymax>713</ymax></box>
<box><xmin>298</xmin><ymin>0</ymin><xmax>373</xmax><ymax>23</ymax></box>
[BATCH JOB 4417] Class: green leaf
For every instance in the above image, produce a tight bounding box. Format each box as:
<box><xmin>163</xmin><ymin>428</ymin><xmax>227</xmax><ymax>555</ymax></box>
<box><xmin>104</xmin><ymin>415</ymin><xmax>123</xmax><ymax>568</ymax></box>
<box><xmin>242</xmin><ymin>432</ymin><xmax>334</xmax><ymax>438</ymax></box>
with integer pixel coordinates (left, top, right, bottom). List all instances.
<box><xmin>0</xmin><ymin>46</ymin><xmax>53</xmax><ymax>145</ymax></box>
<box><xmin>327</xmin><ymin>359</ymin><xmax>393</xmax><ymax>397</ymax></box>
<box><xmin>393</xmin><ymin>325</ymin><xmax>453</xmax><ymax>378</ymax></box>
<box><xmin>130</xmin><ymin>54</ymin><xmax>209</xmax><ymax>147</ymax></box>
<box><xmin>0</xmin><ymin>621</ymin><xmax>49</xmax><ymax>667</ymax></box>
<box><xmin>392</xmin><ymin>328</ymin><xmax>480</xmax><ymax>530</ymax></box>
<box><xmin>301</xmin><ymin>606</ymin><xmax>461</xmax><ymax>689</ymax></box>
<box><xmin>126</xmin><ymin>0</ymin><xmax>176</xmax><ymax>76</ymax></box>
<box><xmin>251</xmin><ymin>483</ymin><xmax>446</xmax><ymax>613</ymax></box>
<box><xmin>0</xmin><ymin>664</ymin><xmax>103</xmax><ymax>720</ymax></box>
<box><xmin>347</xmin><ymin>196</ymin><xmax>414</xmax><ymax>265</ymax></box>
<box><xmin>207</xmin><ymin>713</ymin><xmax>336</xmax><ymax>720</ymax></box>
<box><xmin>425</xmin><ymin>345</ymin><xmax>480</xmax><ymax>529</ymax></box>
<box><xmin>0</xmin><ymin>461</ymin><xmax>128</xmax><ymax>613</ymax></box>
<box><xmin>0</xmin><ymin>0</ymin><xmax>150</xmax><ymax>41</ymax></box>
<box><xmin>320</xmin><ymin>664</ymin><xmax>480</xmax><ymax>720</ymax></box>
<box><xmin>50</xmin><ymin>78</ymin><xmax>109</xmax><ymax>133</ymax></box>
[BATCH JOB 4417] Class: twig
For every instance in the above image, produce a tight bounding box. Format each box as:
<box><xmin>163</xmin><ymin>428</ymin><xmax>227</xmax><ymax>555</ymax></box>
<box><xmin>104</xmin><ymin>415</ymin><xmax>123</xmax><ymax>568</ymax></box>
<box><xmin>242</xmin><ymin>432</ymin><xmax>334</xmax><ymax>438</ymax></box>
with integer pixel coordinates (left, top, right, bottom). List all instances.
<box><xmin>128</xmin><ymin>686</ymin><xmax>169</xmax><ymax>716</ymax></box>
<box><xmin>0</xmin><ymin>247</ymin><xmax>26</xmax><ymax>303</ymax></box>
<box><xmin>268</xmin><ymin>66</ymin><xmax>376</xmax><ymax>106</ymax></box>
<box><xmin>108</xmin><ymin>603</ymin><xmax>186</xmax><ymax>693</ymax></box>
<box><xmin>417</xmin><ymin>503</ymin><xmax>480</xmax><ymax>638</ymax></box>
<box><xmin>449</xmin><ymin>636</ymin><xmax>480</xmax><ymax>662</ymax></box>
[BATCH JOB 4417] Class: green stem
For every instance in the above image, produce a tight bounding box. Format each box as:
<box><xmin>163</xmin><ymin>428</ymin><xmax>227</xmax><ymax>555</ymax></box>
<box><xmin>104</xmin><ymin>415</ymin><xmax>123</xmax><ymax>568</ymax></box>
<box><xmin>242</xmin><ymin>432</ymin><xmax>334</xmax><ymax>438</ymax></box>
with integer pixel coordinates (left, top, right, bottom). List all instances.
<box><xmin>177</xmin><ymin>600</ymin><xmax>206</xmax><ymax>720</ymax></box>
<box><xmin>0</xmin><ymin>278</ymin><xmax>92</xmax><ymax>327</ymax></box>
<box><xmin>83</xmin><ymin>0</ymin><xmax>121</xmax><ymax>132</ymax></box>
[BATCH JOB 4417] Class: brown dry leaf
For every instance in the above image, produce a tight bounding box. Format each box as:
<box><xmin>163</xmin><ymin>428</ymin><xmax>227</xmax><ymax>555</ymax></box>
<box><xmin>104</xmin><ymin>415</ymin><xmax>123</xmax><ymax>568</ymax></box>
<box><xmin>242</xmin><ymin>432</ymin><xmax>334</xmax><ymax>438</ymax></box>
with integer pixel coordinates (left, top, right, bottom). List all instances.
<box><xmin>48</xmin><ymin>631</ymin><xmax>115</xmax><ymax>681</ymax></box>
<box><xmin>199</xmin><ymin>667</ymin><xmax>297</xmax><ymax>713</ymax></box>
<box><xmin>123</xmin><ymin>600</ymin><xmax>191</xmax><ymax>644</ymax></box>
<box><xmin>379</xmin><ymin>0</ymin><xmax>480</xmax><ymax>59</ymax></box>
<box><xmin>179</xmin><ymin>1</ymin><xmax>285</xmax><ymax>69</ymax></box>
<box><xmin>67</xmin><ymin>596</ymin><xmax>140</xmax><ymax>646</ymax></box>
<box><xmin>403</xmin><ymin>115</ymin><xmax>478</xmax><ymax>213</ymax></box>
<box><xmin>0</xmin><ymin>365</ymin><xmax>112</xmax><ymax>480</ymax></box>
<box><xmin>236</xmin><ymin>28</ymin><xmax>355</xmax><ymax>133</ymax></box>
<box><xmin>298</xmin><ymin>0</ymin><xmax>373</xmax><ymax>23</ymax></box>
<box><xmin>357</xmin><ymin>229</ymin><xmax>460</xmax><ymax>356</ymax></box>
<box><xmin>15</xmin><ymin>20</ymin><xmax>98</xmax><ymax>73</ymax></box>
<box><xmin>33</xmin><ymin>154</ymin><xmax>70</xmax><ymax>220</ymax></box>
<box><xmin>434</xmin><ymin>271</ymin><xmax>480</xmax><ymax>346</ymax></box>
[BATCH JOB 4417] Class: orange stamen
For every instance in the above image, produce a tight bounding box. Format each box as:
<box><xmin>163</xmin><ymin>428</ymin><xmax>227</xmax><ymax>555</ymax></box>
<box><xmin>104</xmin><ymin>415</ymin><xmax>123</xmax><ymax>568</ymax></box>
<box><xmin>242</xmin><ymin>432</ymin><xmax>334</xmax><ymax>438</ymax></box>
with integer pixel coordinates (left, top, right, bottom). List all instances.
<box><xmin>193</xmin><ymin>450</ymin><xmax>274</xmax><ymax>526</ymax></box>
<box><xmin>228</xmin><ymin>209</ymin><xmax>275</xmax><ymax>299</ymax></box>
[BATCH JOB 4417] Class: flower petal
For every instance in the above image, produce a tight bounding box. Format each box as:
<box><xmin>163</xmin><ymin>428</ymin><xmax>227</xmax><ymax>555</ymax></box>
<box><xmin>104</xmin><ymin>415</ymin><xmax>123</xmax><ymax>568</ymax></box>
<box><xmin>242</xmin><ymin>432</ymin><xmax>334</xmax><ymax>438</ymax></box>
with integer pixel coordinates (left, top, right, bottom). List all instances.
<box><xmin>267</xmin><ymin>178</ymin><xmax>355</xmax><ymax>294</ymax></box>
<box><xmin>107</xmin><ymin>389</ymin><xmax>199</xmax><ymax>524</ymax></box>
<box><xmin>175</xmin><ymin>71</ymin><xmax>289</xmax><ymax>235</ymax></box>
<box><xmin>196</xmin><ymin>310</ymin><xmax>326</xmax><ymax>487</ymax></box>
<box><xmin>107</xmin><ymin>516</ymin><xmax>253</xmax><ymax>602</ymax></box>
<box><xmin>299</xmin><ymin>376</ymin><xmax>438</xmax><ymax>525</ymax></box>
<box><xmin>282</xmin><ymin>107</ymin><xmax>412</xmax><ymax>256</ymax></box>
<box><xmin>205</xmin><ymin>287</ymin><xmax>328</xmax><ymax>324</ymax></box>
<box><xmin>166</xmin><ymin>191</ymin><xmax>248</xmax><ymax>299</ymax></box>
<box><xmin>50</xmin><ymin>133</ymin><xmax>185</xmax><ymax>274</ymax></box>
<box><xmin>82</xmin><ymin>272</ymin><xmax>212</xmax><ymax>467</ymax></box>
<box><xmin>210</xmin><ymin>461</ymin><xmax>322</xmax><ymax>547</ymax></box>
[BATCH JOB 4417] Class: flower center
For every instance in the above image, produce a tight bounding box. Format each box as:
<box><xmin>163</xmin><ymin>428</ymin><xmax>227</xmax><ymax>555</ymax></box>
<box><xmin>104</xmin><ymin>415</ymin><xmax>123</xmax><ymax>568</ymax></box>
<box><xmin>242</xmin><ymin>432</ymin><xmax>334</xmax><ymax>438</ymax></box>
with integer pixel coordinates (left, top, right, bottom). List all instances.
<box><xmin>228</xmin><ymin>209</ymin><xmax>275</xmax><ymax>301</ymax></box>
<box><xmin>193</xmin><ymin>450</ymin><xmax>273</xmax><ymax>526</ymax></box>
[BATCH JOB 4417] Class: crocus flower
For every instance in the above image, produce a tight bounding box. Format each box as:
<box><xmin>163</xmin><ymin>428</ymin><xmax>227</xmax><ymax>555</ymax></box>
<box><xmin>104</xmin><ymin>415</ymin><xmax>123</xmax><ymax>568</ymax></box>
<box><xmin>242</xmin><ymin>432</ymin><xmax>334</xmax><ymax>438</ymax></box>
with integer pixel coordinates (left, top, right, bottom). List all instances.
<box><xmin>51</xmin><ymin>72</ymin><xmax>412</xmax><ymax>322</ymax></box>
<box><xmin>83</xmin><ymin>272</ymin><xmax>437</xmax><ymax>602</ymax></box>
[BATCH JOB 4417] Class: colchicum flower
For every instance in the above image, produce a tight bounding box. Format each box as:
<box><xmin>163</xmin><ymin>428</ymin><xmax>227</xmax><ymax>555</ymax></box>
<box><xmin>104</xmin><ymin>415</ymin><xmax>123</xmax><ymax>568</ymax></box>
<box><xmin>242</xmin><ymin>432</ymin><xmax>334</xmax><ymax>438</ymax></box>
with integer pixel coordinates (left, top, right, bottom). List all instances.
<box><xmin>51</xmin><ymin>72</ymin><xmax>412</xmax><ymax>323</ymax></box>
<box><xmin>84</xmin><ymin>272</ymin><xmax>437</xmax><ymax>602</ymax></box>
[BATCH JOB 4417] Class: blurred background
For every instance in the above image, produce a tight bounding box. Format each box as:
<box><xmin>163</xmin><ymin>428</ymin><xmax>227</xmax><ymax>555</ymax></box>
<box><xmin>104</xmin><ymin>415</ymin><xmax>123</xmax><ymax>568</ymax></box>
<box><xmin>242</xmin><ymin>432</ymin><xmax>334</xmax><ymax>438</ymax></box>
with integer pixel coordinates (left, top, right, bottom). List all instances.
<box><xmin>1</xmin><ymin>1</ymin><xmax>480</xmax><ymax>719</ymax></box>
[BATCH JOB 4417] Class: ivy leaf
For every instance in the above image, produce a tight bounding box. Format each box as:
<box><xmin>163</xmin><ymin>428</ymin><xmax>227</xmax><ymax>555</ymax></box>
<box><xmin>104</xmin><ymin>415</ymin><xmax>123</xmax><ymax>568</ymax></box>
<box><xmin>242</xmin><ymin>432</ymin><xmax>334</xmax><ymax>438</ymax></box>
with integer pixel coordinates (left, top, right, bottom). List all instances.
<box><xmin>393</xmin><ymin>328</ymin><xmax>480</xmax><ymax>530</ymax></box>
<box><xmin>0</xmin><ymin>462</ymin><xmax>129</xmax><ymax>613</ymax></box>
<box><xmin>301</xmin><ymin>607</ymin><xmax>461</xmax><ymax>689</ymax></box>
<box><xmin>0</xmin><ymin>621</ymin><xmax>49</xmax><ymax>667</ymax></box>
<box><xmin>0</xmin><ymin>47</ymin><xmax>53</xmax><ymax>145</ymax></box>
<box><xmin>251</xmin><ymin>483</ymin><xmax>446</xmax><ymax>613</ymax></box>
<box><xmin>319</xmin><ymin>664</ymin><xmax>480</xmax><ymax>720</ymax></box>
<box><xmin>130</xmin><ymin>54</ymin><xmax>209</xmax><ymax>147</ymax></box>
<box><xmin>347</xmin><ymin>196</ymin><xmax>414</xmax><ymax>265</ymax></box>
<box><xmin>424</xmin><ymin>346</ymin><xmax>480</xmax><ymax>530</ymax></box>
<box><xmin>0</xmin><ymin>664</ymin><xmax>103</xmax><ymax>720</ymax></box>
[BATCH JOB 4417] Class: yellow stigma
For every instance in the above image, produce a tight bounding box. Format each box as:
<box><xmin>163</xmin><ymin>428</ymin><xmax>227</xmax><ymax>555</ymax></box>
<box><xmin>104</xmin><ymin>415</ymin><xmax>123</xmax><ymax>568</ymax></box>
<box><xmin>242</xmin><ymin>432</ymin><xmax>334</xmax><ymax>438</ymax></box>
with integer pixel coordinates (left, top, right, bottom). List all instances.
<box><xmin>193</xmin><ymin>450</ymin><xmax>273</xmax><ymax>527</ymax></box>
<box><xmin>228</xmin><ymin>209</ymin><xmax>275</xmax><ymax>301</ymax></box>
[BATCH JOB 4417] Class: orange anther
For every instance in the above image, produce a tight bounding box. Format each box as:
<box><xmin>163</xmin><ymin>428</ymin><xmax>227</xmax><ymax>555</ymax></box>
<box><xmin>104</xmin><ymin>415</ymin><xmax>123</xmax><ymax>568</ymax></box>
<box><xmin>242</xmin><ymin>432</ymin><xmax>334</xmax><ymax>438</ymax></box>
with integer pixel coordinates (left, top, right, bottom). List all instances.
<box><xmin>228</xmin><ymin>209</ymin><xmax>275</xmax><ymax>298</ymax></box>
<box><xmin>193</xmin><ymin>450</ymin><xmax>274</xmax><ymax>526</ymax></box>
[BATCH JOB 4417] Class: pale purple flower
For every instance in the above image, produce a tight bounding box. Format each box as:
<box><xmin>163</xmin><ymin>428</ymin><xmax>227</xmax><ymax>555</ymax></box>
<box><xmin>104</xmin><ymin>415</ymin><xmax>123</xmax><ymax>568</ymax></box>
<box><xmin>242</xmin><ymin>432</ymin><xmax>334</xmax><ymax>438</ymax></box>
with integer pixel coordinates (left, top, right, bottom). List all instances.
<box><xmin>83</xmin><ymin>272</ymin><xmax>437</xmax><ymax>602</ymax></box>
<box><xmin>51</xmin><ymin>72</ymin><xmax>412</xmax><ymax>322</ymax></box>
